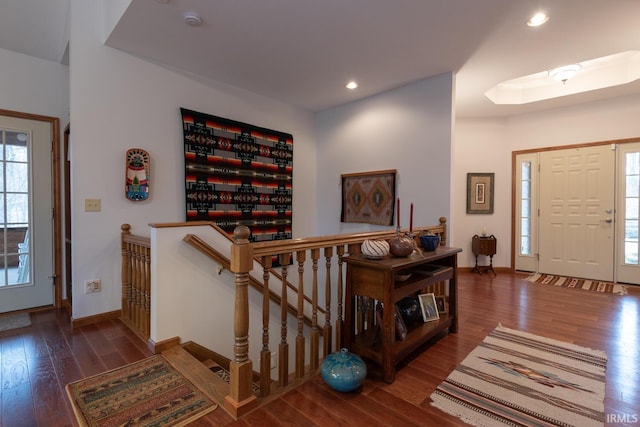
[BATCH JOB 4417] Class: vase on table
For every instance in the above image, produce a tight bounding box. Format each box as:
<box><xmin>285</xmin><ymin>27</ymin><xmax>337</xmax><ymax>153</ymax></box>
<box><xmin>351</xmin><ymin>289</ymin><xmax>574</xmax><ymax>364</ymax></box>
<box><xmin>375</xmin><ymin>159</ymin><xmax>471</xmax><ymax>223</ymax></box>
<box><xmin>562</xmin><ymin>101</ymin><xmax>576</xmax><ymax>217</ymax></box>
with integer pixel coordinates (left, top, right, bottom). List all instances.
<box><xmin>389</xmin><ymin>228</ymin><xmax>414</xmax><ymax>257</ymax></box>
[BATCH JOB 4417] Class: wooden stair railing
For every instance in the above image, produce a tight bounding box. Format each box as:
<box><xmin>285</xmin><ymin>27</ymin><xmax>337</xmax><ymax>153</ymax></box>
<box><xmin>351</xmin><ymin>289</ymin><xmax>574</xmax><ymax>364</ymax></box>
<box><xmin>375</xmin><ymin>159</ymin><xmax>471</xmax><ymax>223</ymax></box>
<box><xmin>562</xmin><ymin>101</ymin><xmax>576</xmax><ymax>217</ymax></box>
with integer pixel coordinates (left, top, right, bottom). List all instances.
<box><xmin>120</xmin><ymin>224</ymin><xmax>151</xmax><ymax>340</ymax></box>
<box><xmin>224</xmin><ymin>218</ymin><xmax>448</xmax><ymax>418</ymax></box>
<box><xmin>182</xmin><ymin>233</ymin><xmax>326</xmax><ymax>327</ymax></box>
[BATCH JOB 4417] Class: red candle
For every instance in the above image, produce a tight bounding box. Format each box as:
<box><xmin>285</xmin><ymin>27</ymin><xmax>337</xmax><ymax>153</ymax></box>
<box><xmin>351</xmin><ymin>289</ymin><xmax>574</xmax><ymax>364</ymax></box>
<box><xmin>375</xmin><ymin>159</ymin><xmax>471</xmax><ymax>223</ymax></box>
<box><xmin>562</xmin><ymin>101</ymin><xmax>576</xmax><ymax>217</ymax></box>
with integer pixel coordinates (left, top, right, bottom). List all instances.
<box><xmin>397</xmin><ymin>198</ymin><xmax>400</xmax><ymax>227</ymax></box>
<box><xmin>410</xmin><ymin>203</ymin><xmax>414</xmax><ymax>233</ymax></box>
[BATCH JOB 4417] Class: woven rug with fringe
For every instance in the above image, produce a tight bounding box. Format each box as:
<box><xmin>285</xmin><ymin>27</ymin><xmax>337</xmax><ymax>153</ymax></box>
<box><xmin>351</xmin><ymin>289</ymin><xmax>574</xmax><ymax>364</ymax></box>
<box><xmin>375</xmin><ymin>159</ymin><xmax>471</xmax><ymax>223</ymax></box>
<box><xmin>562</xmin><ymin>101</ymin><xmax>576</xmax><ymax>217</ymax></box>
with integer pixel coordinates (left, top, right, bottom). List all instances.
<box><xmin>525</xmin><ymin>273</ymin><xmax>627</xmax><ymax>295</ymax></box>
<box><xmin>66</xmin><ymin>354</ymin><xmax>217</xmax><ymax>426</ymax></box>
<box><xmin>431</xmin><ymin>325</ymin><xmax>607</xmax><ymax>427</ymax></box>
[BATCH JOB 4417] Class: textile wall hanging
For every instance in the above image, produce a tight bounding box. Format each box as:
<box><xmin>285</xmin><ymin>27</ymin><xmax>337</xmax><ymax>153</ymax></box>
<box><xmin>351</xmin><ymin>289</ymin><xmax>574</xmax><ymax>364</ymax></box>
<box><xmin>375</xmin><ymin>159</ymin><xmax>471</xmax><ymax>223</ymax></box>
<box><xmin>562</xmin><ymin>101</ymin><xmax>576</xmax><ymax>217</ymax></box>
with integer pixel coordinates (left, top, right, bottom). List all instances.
<box><xmin>181</xmin><ymin>108</ymin><xmax>293</xmax><ymax>242</ymax></box>
<box><xmin>340</xmin><ymin>169</ymin><xmax>396</xmax><ymax>226</ymax></box>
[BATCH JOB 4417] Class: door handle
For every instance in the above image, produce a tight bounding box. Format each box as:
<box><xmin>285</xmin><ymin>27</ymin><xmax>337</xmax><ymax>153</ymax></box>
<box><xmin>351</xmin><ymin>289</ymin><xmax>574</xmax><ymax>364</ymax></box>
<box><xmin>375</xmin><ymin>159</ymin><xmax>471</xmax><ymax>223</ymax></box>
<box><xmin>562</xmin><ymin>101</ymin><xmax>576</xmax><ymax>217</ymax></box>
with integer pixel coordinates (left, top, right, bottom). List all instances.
<box><xmin>604</xmin><ymin>218</ymin><xmax>613</xmax><ymax>223</ymax></box>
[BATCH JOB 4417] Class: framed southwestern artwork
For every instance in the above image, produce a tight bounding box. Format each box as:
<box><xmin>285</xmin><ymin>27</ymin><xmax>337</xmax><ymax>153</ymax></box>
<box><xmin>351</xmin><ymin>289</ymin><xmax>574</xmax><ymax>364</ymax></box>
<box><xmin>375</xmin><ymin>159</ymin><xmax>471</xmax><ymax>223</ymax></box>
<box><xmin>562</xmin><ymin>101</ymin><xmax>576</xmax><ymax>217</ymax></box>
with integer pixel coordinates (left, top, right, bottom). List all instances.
<box><xmin>180</xmin><ymin>108</ymin><xmax>293</xmax><ymax>242</ymax></box>
<box><xmin>340</xmin><ymin>169</ymin><xmax>396</xmax><ymax>226</ymax></box>
<box><xmin>466</xmin><ymin>172</ymin><xmax>494</xmax><ymax>214</ymax></box>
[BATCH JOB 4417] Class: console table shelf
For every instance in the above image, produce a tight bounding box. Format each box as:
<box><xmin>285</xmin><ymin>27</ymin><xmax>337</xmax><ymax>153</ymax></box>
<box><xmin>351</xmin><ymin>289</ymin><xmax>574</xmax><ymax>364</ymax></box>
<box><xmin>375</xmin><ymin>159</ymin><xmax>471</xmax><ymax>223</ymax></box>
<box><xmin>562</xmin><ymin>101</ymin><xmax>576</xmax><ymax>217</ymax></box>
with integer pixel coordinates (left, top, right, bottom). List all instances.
<box><xmin>342</xmin><ymin>247</ymin><xmax>461</xmax><ymax>383</ymax></box>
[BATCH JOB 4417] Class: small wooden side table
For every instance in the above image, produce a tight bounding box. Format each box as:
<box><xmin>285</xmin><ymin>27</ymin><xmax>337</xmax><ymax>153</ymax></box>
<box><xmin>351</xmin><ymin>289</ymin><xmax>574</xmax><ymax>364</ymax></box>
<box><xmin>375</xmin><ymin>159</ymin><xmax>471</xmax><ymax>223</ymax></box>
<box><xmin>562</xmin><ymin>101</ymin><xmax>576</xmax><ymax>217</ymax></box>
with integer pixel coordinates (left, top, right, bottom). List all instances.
<box><xmin>472</xmin><ymin>234</ymin><xmax>497</xmax><ymax>276</ymax></box>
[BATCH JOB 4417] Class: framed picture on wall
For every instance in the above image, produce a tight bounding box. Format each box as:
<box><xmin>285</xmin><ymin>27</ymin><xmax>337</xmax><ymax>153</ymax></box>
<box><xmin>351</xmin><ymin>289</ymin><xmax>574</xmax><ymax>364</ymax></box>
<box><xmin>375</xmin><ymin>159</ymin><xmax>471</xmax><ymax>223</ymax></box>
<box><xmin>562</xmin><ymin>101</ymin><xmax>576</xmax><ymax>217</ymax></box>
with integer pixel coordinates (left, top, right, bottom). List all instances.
<box><xmin>467</xmin><ymin>173</ymin><xmax>494</xmax><ymax>214</ymax></box>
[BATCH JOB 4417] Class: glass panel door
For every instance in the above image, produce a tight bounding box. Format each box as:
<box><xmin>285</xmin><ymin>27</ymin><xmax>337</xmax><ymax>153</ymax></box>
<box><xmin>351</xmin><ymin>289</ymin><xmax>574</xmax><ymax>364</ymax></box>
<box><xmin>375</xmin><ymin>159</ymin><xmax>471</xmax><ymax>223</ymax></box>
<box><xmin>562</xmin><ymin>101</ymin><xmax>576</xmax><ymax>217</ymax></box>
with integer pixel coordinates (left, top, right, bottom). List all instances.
<box><xmin>0</xmin><ymin>114</ymin><xmax>53</xmax><ymax>313</ymax></box>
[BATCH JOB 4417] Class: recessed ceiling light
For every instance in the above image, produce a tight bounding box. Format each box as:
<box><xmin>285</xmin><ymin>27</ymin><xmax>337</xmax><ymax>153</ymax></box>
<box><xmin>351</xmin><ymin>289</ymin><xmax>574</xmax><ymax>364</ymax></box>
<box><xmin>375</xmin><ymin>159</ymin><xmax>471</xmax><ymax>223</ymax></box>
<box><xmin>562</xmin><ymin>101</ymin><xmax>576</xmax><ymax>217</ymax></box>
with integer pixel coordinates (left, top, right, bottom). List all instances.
<box><xmin>527</xmin><ymin>12</ymin><xmax>549</xmax><ymax>27</ymax></box>
<box><xmin>184</xmin><ymin>13</ymin><xmax>203</xmax><ymax>27</ymax></box>
<box><xmin>345</xmin><ymin>81</ymin><xmax>358</xmax><ymax>90</ymax></box>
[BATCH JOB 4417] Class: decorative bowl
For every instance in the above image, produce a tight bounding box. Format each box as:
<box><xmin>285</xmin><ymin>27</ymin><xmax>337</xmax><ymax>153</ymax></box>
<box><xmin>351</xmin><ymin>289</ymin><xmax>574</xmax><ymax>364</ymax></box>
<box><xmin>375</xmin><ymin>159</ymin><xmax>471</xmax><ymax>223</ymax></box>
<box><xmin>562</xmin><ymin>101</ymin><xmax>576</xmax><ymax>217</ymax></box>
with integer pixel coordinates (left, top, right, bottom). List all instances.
<box><xmin>395</xmin><ymin>273</ymin><xmax>412</xmax><ymax>282</ymax></box>
<box><xmin>420</xmin><ymin>235</ymin><xmax>440</xmax><ymax>252</ymax></box>
<box><xmin>361</xmin><ymin>239</ymin><xmax>389</xmax><ymax>259</ymax></box>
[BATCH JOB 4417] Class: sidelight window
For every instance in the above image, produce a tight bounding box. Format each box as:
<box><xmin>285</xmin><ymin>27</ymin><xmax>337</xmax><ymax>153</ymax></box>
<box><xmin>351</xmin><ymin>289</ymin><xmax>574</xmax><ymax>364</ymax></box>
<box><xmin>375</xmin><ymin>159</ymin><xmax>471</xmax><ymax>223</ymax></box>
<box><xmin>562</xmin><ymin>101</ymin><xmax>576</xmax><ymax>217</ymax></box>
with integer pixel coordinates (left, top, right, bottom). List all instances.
<box><xmin>520</xmin><ymin>161</ymin><xmax>532</xmax><ymax>256</ymax></box>
<box><xmin>624</xmin><ymin>152</ymin><xmax>639</xmax><ymax>265</ymax></box>
<box><xmin>0</xmin><ymin>128</ymin><xmax>30</xmax><ymax>286</ymax></box>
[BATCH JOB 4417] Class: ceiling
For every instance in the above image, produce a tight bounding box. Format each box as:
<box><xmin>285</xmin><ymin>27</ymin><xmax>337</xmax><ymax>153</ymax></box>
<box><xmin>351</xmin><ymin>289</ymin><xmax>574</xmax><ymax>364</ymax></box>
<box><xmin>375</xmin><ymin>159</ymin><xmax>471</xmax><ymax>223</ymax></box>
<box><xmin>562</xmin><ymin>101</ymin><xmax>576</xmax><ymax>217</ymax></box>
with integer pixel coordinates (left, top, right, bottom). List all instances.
<box><xmin>2</xmin><ymin>0</ymin><xmax>640</xmax><ymax>117</ymax></box>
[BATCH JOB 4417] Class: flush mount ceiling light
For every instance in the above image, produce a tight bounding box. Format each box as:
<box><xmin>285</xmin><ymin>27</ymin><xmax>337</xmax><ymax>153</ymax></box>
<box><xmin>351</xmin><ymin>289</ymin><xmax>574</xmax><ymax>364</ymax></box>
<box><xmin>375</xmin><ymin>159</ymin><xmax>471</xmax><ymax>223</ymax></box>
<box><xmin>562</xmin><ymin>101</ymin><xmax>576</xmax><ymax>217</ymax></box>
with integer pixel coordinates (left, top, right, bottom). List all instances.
<box><xmin>345</xmin><ymin>81</ymin><xmax>358</xmax><ymax>90</ymax></box>
<box><xmin>184</xmin><ymin>12</ymin><xmax>203</xmax><ymax>27</ymax></box>
<box><xmin>548</xmin><ymin>64</ymin><xmax>582</xmax><ymax>84</ymax></box>
<box><xmin>527</xmin><ymin>12</ymin><xmax>549</xmax><ymax>27</ymax></box>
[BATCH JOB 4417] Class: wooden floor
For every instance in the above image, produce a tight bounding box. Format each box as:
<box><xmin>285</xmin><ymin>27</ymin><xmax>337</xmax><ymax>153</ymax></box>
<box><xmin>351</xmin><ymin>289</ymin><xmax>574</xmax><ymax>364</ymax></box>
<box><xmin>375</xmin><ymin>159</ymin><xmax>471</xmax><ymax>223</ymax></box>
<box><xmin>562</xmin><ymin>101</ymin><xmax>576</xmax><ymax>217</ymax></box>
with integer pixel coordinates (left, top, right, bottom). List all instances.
<box><xmin>1</xmin><ymin>271</ymin><xmax>638</xmax><ymax>426</ymax></box>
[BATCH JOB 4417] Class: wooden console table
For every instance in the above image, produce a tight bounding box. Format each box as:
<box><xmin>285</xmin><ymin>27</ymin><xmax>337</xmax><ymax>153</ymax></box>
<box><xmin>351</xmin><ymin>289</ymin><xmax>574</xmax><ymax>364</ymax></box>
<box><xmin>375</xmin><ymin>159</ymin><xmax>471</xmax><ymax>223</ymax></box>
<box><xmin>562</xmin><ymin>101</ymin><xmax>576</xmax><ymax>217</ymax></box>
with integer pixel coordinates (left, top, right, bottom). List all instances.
<box><xmin>342</xmin><ymin>247</ymin><xmax>461</xmax><ymax>383</ymax></box>
<box><xmin>471</xmin><ymin>234</ymin><xmax>497</xmax><ymax>276</ymax></box>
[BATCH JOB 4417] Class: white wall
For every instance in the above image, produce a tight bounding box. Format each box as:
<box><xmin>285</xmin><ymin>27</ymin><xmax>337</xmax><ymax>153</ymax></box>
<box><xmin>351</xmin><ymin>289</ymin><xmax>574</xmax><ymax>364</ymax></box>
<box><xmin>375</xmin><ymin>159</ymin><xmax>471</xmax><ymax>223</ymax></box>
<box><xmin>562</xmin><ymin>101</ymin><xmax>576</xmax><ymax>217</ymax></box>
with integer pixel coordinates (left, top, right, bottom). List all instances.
<box><xmin>454</xmin><ymin>93</ymin><xmax>640</xmax><ymax>269</ymax></box>
<box><xmin>69</xmin><ymin>0</ymin><xmax>316</xmax><ymax>319</ymax></box>
<box><xmin>0</xmin><ymin>47</ymin><xmax>69</xmax><ymax>135</ymax></box>
<box><xmin>315</xmin><ymin>74</ymin><xmax>454</xmax><ymax>236</ymax></box>
<box><xmin>453</xmin><ymin>118</ymin><xmax>509</xmax><ymax>268</ymax></box>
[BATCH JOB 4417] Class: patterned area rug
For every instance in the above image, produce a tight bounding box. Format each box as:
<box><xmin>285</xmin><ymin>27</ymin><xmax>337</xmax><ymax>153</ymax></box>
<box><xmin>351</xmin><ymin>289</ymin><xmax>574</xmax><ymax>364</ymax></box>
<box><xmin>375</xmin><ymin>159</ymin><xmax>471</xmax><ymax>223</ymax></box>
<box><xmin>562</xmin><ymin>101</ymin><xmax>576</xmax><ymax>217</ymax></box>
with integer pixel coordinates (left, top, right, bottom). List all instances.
<box><xmin>0</xmin><ymin>312</ymin><xmax>31</xmax><ymax>332</ymax></box>
<box><xmin>66</xmin><ymin>355</ymin><xmax>217</xmax><ymax>426</ymax></box>
<box><xmin>431</xmin><ymin>325</ymin><xmax>607</xmax><ymax>427</ymax></box>
<box><xmin>525</xmin><ymin>273</ymin><xmax>627</xmax><ymax>295</ymax></box>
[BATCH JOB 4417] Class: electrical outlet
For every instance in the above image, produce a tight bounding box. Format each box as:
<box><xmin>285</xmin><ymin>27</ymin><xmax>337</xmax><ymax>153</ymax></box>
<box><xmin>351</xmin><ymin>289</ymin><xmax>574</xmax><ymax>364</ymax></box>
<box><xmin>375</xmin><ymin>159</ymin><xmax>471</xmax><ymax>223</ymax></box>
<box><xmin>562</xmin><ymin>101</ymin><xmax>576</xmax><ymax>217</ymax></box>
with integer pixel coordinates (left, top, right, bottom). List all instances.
<box><xmin>84</xmin><ymin>198</ymin><xmax>101</xmax><ymax>212</ymax></box>
<box><xmin>271</xmin><ymin>351</ymin><xmax>277</xmax><ymax>370</ymax></box>
<box><xmin>85</xmin><ymin>279</ymin><xmax>102</xmax><ymax>293</ymax></box>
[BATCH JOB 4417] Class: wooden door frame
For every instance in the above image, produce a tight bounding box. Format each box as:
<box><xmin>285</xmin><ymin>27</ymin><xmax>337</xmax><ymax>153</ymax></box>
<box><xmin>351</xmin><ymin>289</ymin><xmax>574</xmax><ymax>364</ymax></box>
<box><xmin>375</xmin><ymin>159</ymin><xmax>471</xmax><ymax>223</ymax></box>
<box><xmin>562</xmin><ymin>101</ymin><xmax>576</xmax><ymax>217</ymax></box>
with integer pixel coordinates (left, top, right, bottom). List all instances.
<box><xmin>0</xmin><ymin>108</ymin><xmax>62</xmax><ymax>308</ymax></box>
<box><xmin>511</xmin><ymin>137</ymin><xmax>640</xmax><ymax>273</ymax></box>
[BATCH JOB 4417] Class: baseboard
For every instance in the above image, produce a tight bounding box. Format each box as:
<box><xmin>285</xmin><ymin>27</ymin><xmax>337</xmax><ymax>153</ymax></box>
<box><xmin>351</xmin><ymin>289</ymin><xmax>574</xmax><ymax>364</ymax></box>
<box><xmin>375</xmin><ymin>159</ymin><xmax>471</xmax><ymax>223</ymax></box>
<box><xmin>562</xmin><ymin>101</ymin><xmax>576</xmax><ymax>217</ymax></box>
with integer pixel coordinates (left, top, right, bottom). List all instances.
<box><xmin>70</xmin><ymin>309</ymin><xmax>121</xmax><ymax>330</ymax></box>
<box><xmin>459</xmin><ymin>266</ymin><xmax>514</xmax><ymax>274</ymax></box>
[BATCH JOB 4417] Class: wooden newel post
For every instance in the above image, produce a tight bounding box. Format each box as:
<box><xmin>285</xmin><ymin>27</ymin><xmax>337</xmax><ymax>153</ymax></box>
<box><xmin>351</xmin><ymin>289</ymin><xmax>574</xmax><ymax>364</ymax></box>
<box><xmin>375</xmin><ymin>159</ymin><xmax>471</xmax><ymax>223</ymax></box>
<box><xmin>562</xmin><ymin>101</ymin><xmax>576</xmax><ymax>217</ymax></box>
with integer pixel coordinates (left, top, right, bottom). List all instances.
<box><xmin>225</xmin><ymin>226</ymin><xmax>258</xmax><ymax>418</ymax></box>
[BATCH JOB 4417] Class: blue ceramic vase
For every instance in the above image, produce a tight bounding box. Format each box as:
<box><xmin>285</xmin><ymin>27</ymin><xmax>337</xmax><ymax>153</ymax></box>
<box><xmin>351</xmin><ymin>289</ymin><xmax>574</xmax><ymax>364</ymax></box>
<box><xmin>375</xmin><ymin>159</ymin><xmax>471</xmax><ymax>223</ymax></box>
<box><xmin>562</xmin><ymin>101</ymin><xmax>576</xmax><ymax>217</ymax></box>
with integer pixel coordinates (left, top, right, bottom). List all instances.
<box><xmin>320</xmin><ymin>348</ymin><xmax>367</xmax><ymax>392</ymax></box>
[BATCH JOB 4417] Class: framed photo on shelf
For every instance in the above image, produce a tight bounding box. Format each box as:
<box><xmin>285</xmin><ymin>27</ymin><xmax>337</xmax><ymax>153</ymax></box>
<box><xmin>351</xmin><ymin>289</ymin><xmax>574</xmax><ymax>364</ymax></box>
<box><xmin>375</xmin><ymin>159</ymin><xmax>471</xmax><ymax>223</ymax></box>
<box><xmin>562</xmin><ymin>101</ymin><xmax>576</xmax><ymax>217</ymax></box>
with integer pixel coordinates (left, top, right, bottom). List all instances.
<box><xmin>466</xmin><ymin>172</ymin><xmax>494</xmax><ymax>214</ymax></box>
<box><xmin>435</xmin><ymin>295</ymin><xmax>447</xmax><ymax>314</ymax></box>
<box><xmin>418</xmin><ymin>293</ymin><xmax>440</xmax><ymax>322</ymax></box>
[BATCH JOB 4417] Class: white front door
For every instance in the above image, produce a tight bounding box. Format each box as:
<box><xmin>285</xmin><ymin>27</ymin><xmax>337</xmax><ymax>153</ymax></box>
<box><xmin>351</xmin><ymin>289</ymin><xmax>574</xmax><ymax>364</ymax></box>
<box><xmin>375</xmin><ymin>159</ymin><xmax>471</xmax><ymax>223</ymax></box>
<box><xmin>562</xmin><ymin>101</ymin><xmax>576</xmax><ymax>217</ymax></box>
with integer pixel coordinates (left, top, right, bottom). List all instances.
<box><xmin>539</xmin><ymin>145</ymin><xmax>615</xmax><ymax>281</ymax></box>
<box><xmin>0</xmin><ymin>115</ymin><xmax>53</xmax><ymax>312</ymax></box>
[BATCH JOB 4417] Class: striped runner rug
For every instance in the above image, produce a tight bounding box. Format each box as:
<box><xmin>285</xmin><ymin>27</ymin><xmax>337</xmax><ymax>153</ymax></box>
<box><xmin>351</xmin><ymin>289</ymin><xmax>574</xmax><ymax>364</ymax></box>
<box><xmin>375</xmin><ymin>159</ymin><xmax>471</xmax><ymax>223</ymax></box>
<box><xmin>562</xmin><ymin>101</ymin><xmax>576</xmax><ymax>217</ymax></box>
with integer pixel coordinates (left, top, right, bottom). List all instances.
<box><xmin>431</xmin><ymin>325</ymin><xmax>607</xmax><ymax>427</ymax></box>
<box><xmin>525</xmin><ymin>273</ymin><xmax>627</xmax><ymax>295</ymax></box>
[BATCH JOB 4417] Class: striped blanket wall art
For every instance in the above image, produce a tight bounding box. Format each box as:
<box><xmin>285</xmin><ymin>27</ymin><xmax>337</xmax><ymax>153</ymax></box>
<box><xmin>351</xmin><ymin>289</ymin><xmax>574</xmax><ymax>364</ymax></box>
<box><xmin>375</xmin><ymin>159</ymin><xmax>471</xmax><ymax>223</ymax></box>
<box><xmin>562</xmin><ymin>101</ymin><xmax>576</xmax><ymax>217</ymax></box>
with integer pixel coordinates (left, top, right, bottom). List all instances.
<box><xmin>181</xmin><ymin>108</ymin><xmax>293</xmax><ymax>242</ymax></box>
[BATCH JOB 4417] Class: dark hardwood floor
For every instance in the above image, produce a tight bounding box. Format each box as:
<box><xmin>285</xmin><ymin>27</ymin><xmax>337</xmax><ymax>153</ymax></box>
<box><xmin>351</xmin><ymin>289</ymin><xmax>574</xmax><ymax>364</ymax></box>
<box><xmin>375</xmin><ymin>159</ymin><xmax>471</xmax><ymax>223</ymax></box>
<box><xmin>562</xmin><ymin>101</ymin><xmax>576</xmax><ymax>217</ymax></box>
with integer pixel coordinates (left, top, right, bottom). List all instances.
<box><xmin>1</xmin><ymin>271</ymin><xmax>638</xmax><ymax>426</ymax></box>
